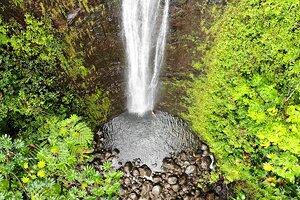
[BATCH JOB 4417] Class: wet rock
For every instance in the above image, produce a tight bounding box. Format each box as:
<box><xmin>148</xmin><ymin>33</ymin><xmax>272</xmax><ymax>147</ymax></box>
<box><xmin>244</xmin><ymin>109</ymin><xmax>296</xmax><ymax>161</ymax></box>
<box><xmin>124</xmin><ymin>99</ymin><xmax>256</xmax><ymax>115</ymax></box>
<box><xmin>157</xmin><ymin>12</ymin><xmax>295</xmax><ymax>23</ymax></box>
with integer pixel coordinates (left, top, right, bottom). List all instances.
<box><xmin>153</xmin><ymin>174</ymin><xmax>162</xmax><ymax>184</ymax></box>
<box><xmin>104</xmin><ymin>151</ymin><xmax>112</xmax><ymax>159</ymax></box>
<box><xmin>164</xmin><ymin>183</ymin><xmax>171</xmax><ymax>190</ymax></box>
<box><xmin>185</xmin><ymin>165</ymin><xmax>197</xmax><ymax>174</ymax></box>
<box><xmin>178</xmin><ymin>151</ymin><xmax>188</xmax><ymax>160</ymax></box>
<box><xmin>183</xmin><ymin>194</ymin><xmax>194</xmax><ymax>200</ymax></box>
<box><xmin>95</xmin><ymin>135</ymin><xmax>229</xmax><ymax>199</ymax></box>
<box><xmin>167</xmin><ymin>175</ymin><xmax>178</xmax><ymax>185</ymax></box>
<box><xmin>131</xmin><ymin>183</ymin><xmax>139</xmax><ymax>191</ymax></box>
<box><xmin>216</xmin><ymin>185</ymin><xmax>222</xmax><ymax>194</ymax></box>
<box><xmin>179</xmin><ymin>173</ymin><xmax>187</xmax><ymax>185</ymax></box>
<box><xmin>162</xmin><ymin>157</ymin><xmax>176</xmax><ymax>170</ymax></box>
<box><xmin>201</xmin><ymin>156</ymin><xmax>212</xmax><ymax>170</ymax></box>
<box><xmin>132</xmin><ymin>167</ymin><xmax>140</xmax><ymax>177</ymax></box>
<box><xmin>183</xmin><ymin>161</ymin><xmax>190</xmax><ymax>167</ymax></box>
<box><xmin>94</xmin><ymin>153</ymin><xmax>105</xmax><ymax>160</ymax></box>
<box><xmin>124</xmin><ymin>177</ymin><xmax>131</xmax><ymax>186</ymax></box>
<box><xmin>139</xmin><ymin>165</ymin><xmax>152</xmax><ymax>177</ymax></box>
<box><xmin>206</xmin><ymin>193</ymin><xmax>215</xmax><ymax>200</ymax></box>
<box><xmin>195</xmin><ymin>189</ymin><xmax>202</xmax><ymax>197</ymax></box>
<box><xmin>171</xmin><ymin>184</ymin><xmax>180</xmax><ymax>192</ymax></box>
<box><xmin>112</xmin><ymin>148</ymin><xmax>120</xmax><ymax>155</ymax></box>
<box><xmin>128</xmin><ymin>192</ymin><xmax>138</xmax><ymax>200</ymax></box>
<box><xmin>201</xmin><ymin>144</ymin><xmax>208</xmax><ymax>151</ymax></box>
<box><xmin>152</xmin><ymin>185</ymin><xmax>162</xmax><ymax>197</ymax></box>
<box><xmin>124</xmin><ymin>161</ymin><xmax>133</xmax><ymax>174</ymax></box>
<box><xmin>203</xmin><ymin>150</ymin><xmax>210</xmax><ymax>156</ymax></box>
<box><xmin>141</xmin><ymin>183</ymin><xmax>151</xmax><ymax>197</ymax></box>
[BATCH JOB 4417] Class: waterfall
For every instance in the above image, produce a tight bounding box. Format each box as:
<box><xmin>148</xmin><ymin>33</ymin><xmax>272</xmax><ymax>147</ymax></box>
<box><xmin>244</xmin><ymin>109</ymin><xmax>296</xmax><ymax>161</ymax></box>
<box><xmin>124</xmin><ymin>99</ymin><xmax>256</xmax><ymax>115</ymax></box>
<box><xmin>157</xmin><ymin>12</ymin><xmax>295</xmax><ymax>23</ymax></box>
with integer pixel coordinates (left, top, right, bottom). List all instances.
<box><xmin>122</xmin><ymin>0</ymin><xmax>170</xmax><ymax>115</ymax></box>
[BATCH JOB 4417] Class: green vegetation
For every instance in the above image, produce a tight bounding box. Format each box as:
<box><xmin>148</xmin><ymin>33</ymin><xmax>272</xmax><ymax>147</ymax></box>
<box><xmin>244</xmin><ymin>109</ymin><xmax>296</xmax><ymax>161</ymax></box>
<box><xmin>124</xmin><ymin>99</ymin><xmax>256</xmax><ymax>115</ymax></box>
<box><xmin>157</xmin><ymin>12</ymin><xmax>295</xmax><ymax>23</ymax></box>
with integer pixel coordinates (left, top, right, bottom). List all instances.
<box><xmin>187</xmin><ymin>0</ymin><xmax>300</xmax><ymax>198</ymax></box>
<box><xmin>0</xmin><ymin>7</ymin><xmax>120</xmax><ymax>199</ymax></box>
<box><xmin>1</xmin><ymin>0</ymin><xmax>300</xmax><ymax>199</ymax></box>
<box><xmin>0</xmin><ymin>116</ymin><xmax>122</xmax><ymax>199</ymax></box>
<box><xmin>0</xmin><ymin>15</ymin><xmax>86</xmax><ymax>139</ymax></box>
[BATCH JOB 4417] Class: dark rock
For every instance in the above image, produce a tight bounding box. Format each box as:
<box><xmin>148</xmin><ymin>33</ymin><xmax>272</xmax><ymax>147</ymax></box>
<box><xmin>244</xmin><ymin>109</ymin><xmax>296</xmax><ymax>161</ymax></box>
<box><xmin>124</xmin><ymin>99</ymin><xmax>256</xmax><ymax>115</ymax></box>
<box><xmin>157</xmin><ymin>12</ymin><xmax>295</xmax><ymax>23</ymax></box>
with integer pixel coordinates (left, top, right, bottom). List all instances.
<box><xmin>162</xmin><ymin>157</ymin><xmax>177</xmax><ymax>171</ymax></box>
<box><xmin>183</xmin><ymin>161</ymin><xmax>190</xmax><ymax>167</ymax></box>
<box><xmin>96</xmin><ymin>132</ymin><xmax>230</xmax><ymax>199</ymax></box>
<box><xmin>131</xmin><ymin>183</ymin><xmax>139</xmax><ymax>191</ymax></box>
<box><xmin>206</xmin><ymin>193</ymin><xmax>215</xmax><ymax>200</ymax></box>
<box><xmin>201</xmin><ymin>156</ymin><xmax>212</xmax><ymax>170</ymax></box>
<box><xmin>179</xmin><ymin>174</ymin><xmax>187</xmax><ymax>185</ymax></box>
<box><xmin>139</xmin><ymin>165</ymin><xmax>152</xmax><ymax>177</ymax></box>
<box><xmin>112</xmin><ymin>148</ymin><xmax>120</xmax><ymax>155</ymax></box>
<box><xmin>195</xmin><ymin>189</ymin><xmax>202</xmax><ymax>197</ymax></box>
<box><xmin>164</xmin><ymin>183</ymin><xmax>171</xmax><ymax>190</ymax></box>
<box><xmin>178</xmin><ymin>151</ymin><xmax>188</xmax><ymax>161</ymax></box>
<box><xmin>124</xmin><ymin>161</ymin><xmax>133</xmax><ymax>173</ymax></box>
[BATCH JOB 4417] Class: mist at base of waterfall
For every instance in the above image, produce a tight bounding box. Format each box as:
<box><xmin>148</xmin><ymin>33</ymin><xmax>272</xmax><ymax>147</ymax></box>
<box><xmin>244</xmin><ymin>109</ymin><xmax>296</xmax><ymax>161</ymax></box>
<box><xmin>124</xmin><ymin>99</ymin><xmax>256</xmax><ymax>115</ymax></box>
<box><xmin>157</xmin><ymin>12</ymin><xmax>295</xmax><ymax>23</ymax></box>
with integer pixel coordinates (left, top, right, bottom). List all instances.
<box><xmin>100</xmin><ymin>111</ymin><xmax>201</xmax><ymax>171</ymax></box>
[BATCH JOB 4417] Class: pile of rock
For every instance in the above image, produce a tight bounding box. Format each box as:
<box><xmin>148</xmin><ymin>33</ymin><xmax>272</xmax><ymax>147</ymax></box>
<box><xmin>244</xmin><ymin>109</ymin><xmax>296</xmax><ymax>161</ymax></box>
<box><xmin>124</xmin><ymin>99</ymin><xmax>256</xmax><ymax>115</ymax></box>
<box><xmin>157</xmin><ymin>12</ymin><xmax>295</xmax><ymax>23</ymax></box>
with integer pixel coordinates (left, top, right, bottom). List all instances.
<box><xmin>93</xmin><ymin>144</ymin><xmax>229</xmax><ymax>200</ymax></box>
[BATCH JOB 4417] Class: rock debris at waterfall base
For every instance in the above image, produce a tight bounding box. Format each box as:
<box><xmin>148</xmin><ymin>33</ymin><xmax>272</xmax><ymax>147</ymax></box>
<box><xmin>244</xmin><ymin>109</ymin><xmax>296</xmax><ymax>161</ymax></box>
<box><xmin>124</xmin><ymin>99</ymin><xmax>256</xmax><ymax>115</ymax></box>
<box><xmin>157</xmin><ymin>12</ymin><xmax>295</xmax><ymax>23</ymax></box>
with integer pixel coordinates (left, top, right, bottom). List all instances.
<box><xmin>92</xmin><ymin>147</ymin><xmax>230</xmax><ymax>200</ymax></box>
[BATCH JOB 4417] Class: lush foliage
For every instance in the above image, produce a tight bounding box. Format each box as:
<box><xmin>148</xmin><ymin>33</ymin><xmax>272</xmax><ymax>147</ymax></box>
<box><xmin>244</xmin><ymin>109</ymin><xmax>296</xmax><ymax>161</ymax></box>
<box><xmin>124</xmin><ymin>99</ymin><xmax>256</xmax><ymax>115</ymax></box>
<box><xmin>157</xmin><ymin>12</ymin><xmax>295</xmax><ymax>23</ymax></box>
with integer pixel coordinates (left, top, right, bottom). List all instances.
<box><xmin>83</xmin><ymin>89</ymin><xmax>111</xmax><ymax>127</ymax></box>
<box><xmin>0</xmin><ymin>14</ymin><xmax>88</xmax><ymax>138</ymax></box>
<box><xmin>0</xmin><ymin>11</ymin><xmax>118</xmax><ymax>199</ymax></box>
<box><xmin>186</xmin><ymin>0</ymin><xmax>300</xmax><ymax>198</ymax></box>
<box><xmin>0</xmin><ymin>116</ymin><xmax>122</xmax><ymax>199</ymax></box>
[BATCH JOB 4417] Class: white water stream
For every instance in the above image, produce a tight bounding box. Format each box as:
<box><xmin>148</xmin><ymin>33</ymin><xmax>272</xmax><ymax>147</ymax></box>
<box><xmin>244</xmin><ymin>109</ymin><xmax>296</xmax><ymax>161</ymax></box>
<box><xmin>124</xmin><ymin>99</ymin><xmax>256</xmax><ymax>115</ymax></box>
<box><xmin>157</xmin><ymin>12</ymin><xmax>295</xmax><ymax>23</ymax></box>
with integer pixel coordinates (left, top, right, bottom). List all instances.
<box><xmin>122</xmin><ymin>0</ymin><xmax>170</xmax><ymax>115</ymax></box>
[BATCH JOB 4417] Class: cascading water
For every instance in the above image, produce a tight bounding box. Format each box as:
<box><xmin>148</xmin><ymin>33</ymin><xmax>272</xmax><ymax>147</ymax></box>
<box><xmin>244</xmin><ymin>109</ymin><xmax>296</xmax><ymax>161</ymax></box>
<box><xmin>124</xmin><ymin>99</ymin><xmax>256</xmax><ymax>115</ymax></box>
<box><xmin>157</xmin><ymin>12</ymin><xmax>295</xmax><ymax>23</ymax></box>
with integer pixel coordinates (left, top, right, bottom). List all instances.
<box><xmin>122</xmin><ymin>0</ymin><xmax>170</xmax><ymax>115</ymax></box>
<box><xmin>102</xmin><ymin>0</ymin><xmax>208</xmax><ymax>171</ymax></box>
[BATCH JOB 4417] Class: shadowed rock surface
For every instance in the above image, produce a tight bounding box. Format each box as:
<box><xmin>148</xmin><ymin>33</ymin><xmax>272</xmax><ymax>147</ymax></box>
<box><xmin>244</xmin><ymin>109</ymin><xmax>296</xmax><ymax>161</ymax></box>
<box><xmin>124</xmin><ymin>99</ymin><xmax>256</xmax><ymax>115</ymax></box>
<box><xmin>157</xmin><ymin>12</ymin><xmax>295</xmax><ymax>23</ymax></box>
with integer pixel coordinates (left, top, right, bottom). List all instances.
<box><xmin>100</xmin><ymin>111</ymin><xmax>202</xmax><ymax>171</ymax></box>
<box><xmin>93</xmin><ymin>148</ymin><xmax>229</xmax><ymax>199</ymax></box>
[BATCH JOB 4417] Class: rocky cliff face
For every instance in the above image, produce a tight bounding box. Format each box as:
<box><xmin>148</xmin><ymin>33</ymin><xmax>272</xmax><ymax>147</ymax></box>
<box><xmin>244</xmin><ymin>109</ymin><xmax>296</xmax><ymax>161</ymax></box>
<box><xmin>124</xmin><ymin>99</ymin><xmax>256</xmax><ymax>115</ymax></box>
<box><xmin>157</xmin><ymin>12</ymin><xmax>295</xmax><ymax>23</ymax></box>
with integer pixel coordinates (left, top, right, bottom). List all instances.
<box><xmin>0</xmin><ymin>0</ymin><xmax>225</xmax><ymax>118</ymax></box>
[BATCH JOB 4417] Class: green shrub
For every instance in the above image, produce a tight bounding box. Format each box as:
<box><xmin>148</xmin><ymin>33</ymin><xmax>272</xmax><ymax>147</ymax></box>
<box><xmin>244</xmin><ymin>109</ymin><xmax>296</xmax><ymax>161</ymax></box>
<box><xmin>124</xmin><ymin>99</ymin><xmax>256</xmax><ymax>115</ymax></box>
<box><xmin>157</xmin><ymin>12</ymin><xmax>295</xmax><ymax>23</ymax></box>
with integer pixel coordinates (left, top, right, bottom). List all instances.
<box><xmin>0</xmin><ymin>115</ymin><xmax>122</xmax><ymax>199</ymax></box>
<box><xmin>82</xmin><ymin>89</ymin><xmax>111</xmax><ymax>129</ymax></box>
<box><xmin>0</xmin><ymin>14</ymin><xmax>90</xmax><ymax>139</ymax></box>
<box><xmin>186</xmin><ymin>0</ymin><xmax>300</xmax><ymax>198</ymax></box>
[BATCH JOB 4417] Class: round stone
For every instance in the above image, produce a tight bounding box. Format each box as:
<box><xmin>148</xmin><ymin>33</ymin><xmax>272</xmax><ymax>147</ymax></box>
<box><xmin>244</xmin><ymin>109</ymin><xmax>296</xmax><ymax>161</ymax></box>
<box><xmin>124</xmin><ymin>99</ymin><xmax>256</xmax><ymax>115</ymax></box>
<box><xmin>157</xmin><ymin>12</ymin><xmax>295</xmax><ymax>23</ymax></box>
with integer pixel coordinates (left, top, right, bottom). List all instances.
<box><xmin>152</xmin><ymin>185</ymin><xmax>162</xmax><ymax>196</ymax></box>
<box><xmin>167</xmin><ymin>176</ymin><xmax>178</xmax><ymax>185</ymax></box>
<box><xmin>185</xmin><ymin>165</ymin><xmax>197</xmax><ymax>174</ymax></box>
<box><xmin>129</xmin><ymin>192</ymin><xmax>138</xmax><ymax>200</ymax></box>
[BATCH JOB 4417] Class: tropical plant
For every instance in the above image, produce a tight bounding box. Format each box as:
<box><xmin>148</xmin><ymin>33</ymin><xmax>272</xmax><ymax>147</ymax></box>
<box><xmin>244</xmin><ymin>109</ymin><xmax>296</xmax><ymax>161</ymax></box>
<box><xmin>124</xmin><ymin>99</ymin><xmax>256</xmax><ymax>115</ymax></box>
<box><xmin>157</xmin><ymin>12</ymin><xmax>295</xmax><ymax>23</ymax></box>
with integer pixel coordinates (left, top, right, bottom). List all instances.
<box><xmin>0</xmin><ymin>14</ymin><xmax>88</xmax><ymax>140</ymax></box>
<box><xmin>186</xmin><ymin>0</ymin><xmax>300</xmax><ymax>198</ymax></box>
<box><xmin>0</xmin><ymin>116</ymin><xmax>122</xmax><ymax>199</ymax></box>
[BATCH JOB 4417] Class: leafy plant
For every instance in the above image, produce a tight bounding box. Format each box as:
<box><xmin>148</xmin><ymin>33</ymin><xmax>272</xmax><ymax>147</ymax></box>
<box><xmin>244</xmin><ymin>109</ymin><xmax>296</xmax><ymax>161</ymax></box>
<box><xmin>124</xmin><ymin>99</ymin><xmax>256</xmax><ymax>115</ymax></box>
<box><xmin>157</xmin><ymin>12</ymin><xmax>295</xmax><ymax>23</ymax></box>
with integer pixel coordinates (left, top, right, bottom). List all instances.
<box><xmin>82</xmin><ymin>89</ymin><xmax>111</xmax><ymax>128</ymax></box>
<box><xmin>0</xmin><ymin>14</ymin><xmax>88</xmax><ymax>140</ymax></box>
<box><xmin>186</xmin><ymin>0</ymin><xmax>300</xmax><ymax>198</ymax></box>
<box><xmin>0</xmin><ymin>116</ymin><xmax>122</xmax><ymax>199</ymax></box>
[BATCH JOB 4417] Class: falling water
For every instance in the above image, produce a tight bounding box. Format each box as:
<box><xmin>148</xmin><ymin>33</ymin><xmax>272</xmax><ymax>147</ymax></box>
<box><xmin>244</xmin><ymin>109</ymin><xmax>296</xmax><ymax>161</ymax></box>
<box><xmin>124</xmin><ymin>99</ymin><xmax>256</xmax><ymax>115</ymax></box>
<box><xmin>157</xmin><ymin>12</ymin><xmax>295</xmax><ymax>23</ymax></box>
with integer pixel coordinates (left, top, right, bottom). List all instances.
<box><xmin>122</xmin><ymin>0</ymin><xmax>170</xmax><ymax>115</ymax></box>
